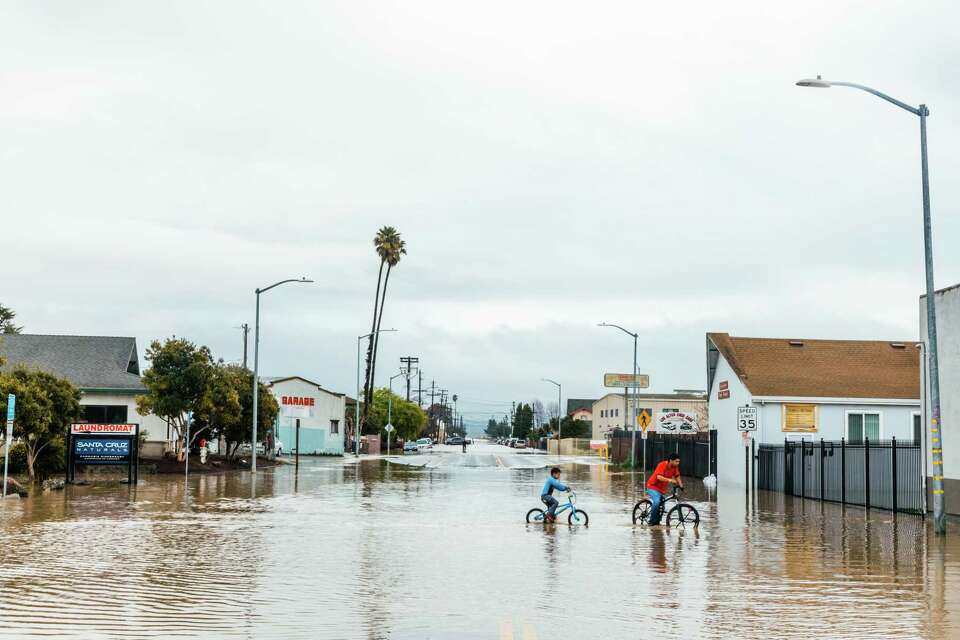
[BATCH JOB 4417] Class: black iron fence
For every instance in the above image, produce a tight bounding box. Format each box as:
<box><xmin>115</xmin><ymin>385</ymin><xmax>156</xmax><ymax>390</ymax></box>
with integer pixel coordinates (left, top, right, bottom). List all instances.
<box><xmin>757</xmin><ymin>438</ymin><xmax>924</xmax><ymax>515</ymax></box>
<box><xmin>610</xmin><ymin>430</ymin><xmax>717</xmax><ymax>479</ymax></box>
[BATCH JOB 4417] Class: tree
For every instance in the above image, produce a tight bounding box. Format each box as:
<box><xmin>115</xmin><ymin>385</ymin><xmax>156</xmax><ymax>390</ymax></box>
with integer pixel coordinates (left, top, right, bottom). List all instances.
<box><xmin>512</xmin><ymin>403</ymin><xmax>534</xmax><ymax>440</ymax></box>
<box><xmin>0</xmin><ymin>304</ymin><xmax>22</xmax><ymax>334</ymax></box>
<box><xmin>361</xmin><ymin>226</ymin><xmax>406</xmax><ymax>434</ymax></box>
<box><xmin>199</xmin><ymin>364</ymin><xmax>278</xmax><ymax>460</ymax></box>
<box><xmin>366</xmin><ymin>388</ymin><xmax>426</xmax><ymax>442</ymax></box>
<box><xmin>485</xmin><ymin>417</ymin><xmax>510</xmax><ymax>439</ymax></box>
<box><xmin>136</xmin><ymin>338</ymin><xmax>215</xmax><ymax>461</ymax></box>
<box><xmin>0</xmin><ymin>367</ymin><xmax>80</xmax><ymax>480</ymax></box>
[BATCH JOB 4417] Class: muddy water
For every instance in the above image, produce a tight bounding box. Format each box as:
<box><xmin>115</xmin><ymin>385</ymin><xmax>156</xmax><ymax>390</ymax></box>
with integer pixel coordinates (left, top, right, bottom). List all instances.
<box><xmin>1</xmin><ymin>444</ymin><xmax>958</xmax><ymax>639</ymax></box>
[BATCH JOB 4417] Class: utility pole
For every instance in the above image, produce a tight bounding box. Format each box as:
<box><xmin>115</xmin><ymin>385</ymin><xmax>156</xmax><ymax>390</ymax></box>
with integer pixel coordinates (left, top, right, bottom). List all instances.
<box><xmin>417</xmin><ymin>369</ymin><xmax>424</xmax><ymax>406</ymax></box>
<box><xmin>430</xmin><ymin>380</ymin><xmax>436</xmax><ymax>438</ymax></box>
<box><xmin>400</xmin><ymin>356</ymin><xmax>418</xmax><ymax>401</ymax></box>
<box><xmin>238</xmin><ymin>323</ymin><xmax>250</xmax><ymax>369</ymax></box>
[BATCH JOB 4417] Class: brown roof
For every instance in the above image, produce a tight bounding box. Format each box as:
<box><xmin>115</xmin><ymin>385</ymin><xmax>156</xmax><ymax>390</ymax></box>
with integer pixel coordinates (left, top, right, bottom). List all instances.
<box><xmin>707</xmin><ymin>333</ymin><xmax>920</xmax><ymax>399</ymax></box>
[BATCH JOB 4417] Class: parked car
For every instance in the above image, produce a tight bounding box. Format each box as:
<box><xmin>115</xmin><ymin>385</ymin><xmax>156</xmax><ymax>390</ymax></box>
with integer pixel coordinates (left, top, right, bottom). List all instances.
<box><xmin>514</xmin><ymin>439</ymin><xmax>526</xmax><ymax>449</ymax></box>
<box><xmin>403</xmin><ymin>441</ymin><xmax>419</xmax><ymax>453</ymax></box>
<box><xmin>416</xmin><ymin>437</ymin><xmax>433</xmax><ymax>451</ymax></box>
<box><xmin>446</xmin><ymin>436</ymin><xmax>464</xmax><ymax>446</ymax></box>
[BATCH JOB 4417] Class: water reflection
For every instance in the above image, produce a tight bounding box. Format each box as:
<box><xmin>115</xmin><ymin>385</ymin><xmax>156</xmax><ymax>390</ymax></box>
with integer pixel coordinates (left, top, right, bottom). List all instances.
<box><xmin>0</xmin><ymin>446</ymin><xmax>957</xmax><ymax>639</ymax></box>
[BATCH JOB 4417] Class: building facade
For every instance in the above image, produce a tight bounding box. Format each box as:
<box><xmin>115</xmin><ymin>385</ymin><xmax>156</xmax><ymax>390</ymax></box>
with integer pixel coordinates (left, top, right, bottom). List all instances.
<box><xmin>592</xmin><ymin>391</ymin><xmax>707</xmax><ymax>440</ymax></box>
<box><xmin>0</xmin><ymin>334</ymin><xmax>172</xmax><ymax>456</ymax></box>
<box><xmin>920</xmin><ymin>283</ymin><xmax>960</xmax><ymax>513</ymax></box>
<box><xmin>706</xmin><ymin>333</ymin><xmax>921</xmax><ymax>488</ymax></box>
<box><xmin>266</xmin><ymin>376</ymin><xmax>346</xmax><ymax>456</ymax></box>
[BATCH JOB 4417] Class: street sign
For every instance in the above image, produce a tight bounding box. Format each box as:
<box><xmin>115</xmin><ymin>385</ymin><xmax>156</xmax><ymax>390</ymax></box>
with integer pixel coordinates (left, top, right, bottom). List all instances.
<box><xmin>603</xmin><ymin>373</ymin><xmax>650</xmax><ymax>389</ymax></box>
<box><xmin>655</xmin><ymin>411</ymin><xmax>700</xmax><ymax>434</ymax></box>
<box><xmin>742</xmin><ymin>431</ymin><xmax>751</xmax><ymax>445</ymax></box>
<box><xmin>737</xmin><ymin>406</ymin><xmax>758</xmax><ymax>432</ymax></box>
<box><xmin>641</xmin><ymin>429</ymin><xmax>648</xmax><ymax>440</ymax></box>
<box><xmin>2</xmin><ymin>394</ymin><xmax>13</xmax><ymax>498</ymax></box>
<box><xmin>5</xmin><ymin>394</ymin><xmax>14</xmax><ymax>423</ymax></box>
<box><xmin>637</xmin><ymin>409</ymin><xmax>652</xmax><ymax>431</ymax></box>
<box><xmin>384</xmin><ymin>423</ymin><xmax>395</xmax><ymax>433</ymax></box>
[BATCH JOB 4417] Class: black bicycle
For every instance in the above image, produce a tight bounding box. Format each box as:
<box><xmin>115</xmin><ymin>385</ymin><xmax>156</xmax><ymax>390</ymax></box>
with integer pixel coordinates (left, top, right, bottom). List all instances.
<box><xmin>632</xmin><ymin>487</ymin><xmax>700</xmax><ymax>528</ymax></box>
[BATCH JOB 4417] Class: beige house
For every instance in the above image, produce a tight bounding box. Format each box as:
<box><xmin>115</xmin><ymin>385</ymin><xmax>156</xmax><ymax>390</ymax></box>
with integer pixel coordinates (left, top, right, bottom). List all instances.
<box><xmin>592</xmin><ymin>391</ymin><xmax>708</xmax><ymax>440</ymax></box>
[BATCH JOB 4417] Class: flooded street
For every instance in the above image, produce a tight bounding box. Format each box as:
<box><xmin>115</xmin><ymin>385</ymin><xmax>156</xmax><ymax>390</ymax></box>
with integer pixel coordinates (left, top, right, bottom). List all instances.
<box><xmin>2</xmin><ymin>442</ymin><xmax>959</xmax><ymax>639</ymax></box>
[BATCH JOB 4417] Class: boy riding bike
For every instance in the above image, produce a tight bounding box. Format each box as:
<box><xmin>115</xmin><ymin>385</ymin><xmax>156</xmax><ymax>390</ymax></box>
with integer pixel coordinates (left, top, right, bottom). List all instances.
<box><xmin>646</xmin><ymin>453</ymin><xmax>682</xmax><ymax>526</ymax></box>
<box><xmin>541</xmin><ymin>467</ymin><xmax>569</xmax><ymax>523</ymax></box>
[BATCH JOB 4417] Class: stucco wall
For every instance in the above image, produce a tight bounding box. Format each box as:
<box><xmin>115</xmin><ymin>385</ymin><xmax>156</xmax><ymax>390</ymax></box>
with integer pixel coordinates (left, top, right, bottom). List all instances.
<box><xmin>80</xmin><ymin>391</ymin><xmax>171</xmax><ymax>444</ymax></box>
<box><xmin>592</xmin><ymin>393</ymin><xmax>706</xmax><ymax>440</ymax></box>
<box><xmin>270</xmin><ymin>378</ymin><xmax>345</xmax><ymax>455</ymax></box>
<box><xmin>708</xmin><ymin>354</ymin><xmax>753</xmax><ymax>486</ymax></box>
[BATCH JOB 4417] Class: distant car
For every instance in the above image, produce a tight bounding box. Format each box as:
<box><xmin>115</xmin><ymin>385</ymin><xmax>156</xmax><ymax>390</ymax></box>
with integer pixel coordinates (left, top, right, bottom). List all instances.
<box><xmin>403</xmin><ymin>441</ymin><xmax>419</xmax><ymax>453</ymax></box>
<box><xmin>507</xmin><ymin>438</ymin><xmax>518</xmax><ymax>448</ymax></box>
<box><xmin>514</xmin><ymin>439</ymin><xmax>527</xmax><ymax>449</ymax></box>
<box><xmin>446</xmin><ymin>437</ymin><xmax>464</xmax><ymax>445</ymax></box>
<box><xmin>416</xmin><ymin>438</ymin><xmax>433</xmax><ymax>451</ymax></box>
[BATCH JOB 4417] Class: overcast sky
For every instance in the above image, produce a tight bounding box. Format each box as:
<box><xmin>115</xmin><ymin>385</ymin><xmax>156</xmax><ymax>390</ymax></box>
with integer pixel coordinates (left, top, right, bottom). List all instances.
<box><xmin>3</xmin><ymin>1</ymin><xmax>958</xmax><ymax>427</ymax></box>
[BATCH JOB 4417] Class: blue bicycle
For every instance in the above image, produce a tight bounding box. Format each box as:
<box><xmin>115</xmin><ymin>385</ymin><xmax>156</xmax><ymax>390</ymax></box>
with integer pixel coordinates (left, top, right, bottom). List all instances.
<box><xmin>526</xmin><ymin>490</ymin><xmax>589</xmax><ymax>526</ymax></box>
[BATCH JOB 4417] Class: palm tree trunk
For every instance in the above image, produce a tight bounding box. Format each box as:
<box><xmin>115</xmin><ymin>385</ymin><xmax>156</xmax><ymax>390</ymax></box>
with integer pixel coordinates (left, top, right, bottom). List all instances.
<box><xmin>361</xmin><ymin>260</ymin><xmax>386</xmax><ymax>433</ymax></box>
<box><xmin>367</xmin><ymin>265</ymin><xmax>393</xmax><ymax>425</ymax></box>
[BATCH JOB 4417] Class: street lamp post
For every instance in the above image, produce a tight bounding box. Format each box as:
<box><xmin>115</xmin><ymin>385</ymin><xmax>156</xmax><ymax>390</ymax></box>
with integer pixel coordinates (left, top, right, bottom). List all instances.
<box><xmin>542</xmin><ymin>379</ymin><xmax>561</xmax><ymax>454</ymax></box>
<box><xmin>387</xmin><ymin>371</ymin><xmax>404</xmax><ymax>454</ymax></box>
<box><xmin>251</xmin><ymin>277</ymin><xmax>312</xmax><ymax>474</ymax></box>
<box><xmin>355</xmin><ymin>329</ymin><xmax>398</xmax><ymax>457</ymax></box>
<box><xmin>599</xmin><ymin>323</ymin><xmax>640</xmax><ymax>470</ymax></box>
<box><xmin>797</xmin><ymin>76</ymin><xmax>947</xmax><ymax>534</ymax></box>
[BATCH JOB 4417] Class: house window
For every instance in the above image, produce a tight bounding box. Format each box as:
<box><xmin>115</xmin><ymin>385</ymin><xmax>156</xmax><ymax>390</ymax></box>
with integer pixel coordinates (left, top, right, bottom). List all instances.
<box><xmin>847</xmin><ymin>412</ymin><xmax>880</xmax><ymax>443</ymax></box>
<box><xmin>330</xmin><ymin>419</ymin><xmax>339</xmax><ymax>434</ymax></box>
<box><xmin>614</xmin><ymin>408</ymin><xmax>619</xmax><ymax>417</ymax></box>
<box><xmin>80</xmin><ymin>405</ymin><xmax>128</xmax><ymax>424</ymax></box>
<box><xmin>913</xmin><ymin>413</ymin><xmax>922</xmax><ymax>445</ymax></box>
<box><xmin>782</xmin><ymin>404</ymin><xmax>817</xmax><ymax>433</ymax></box>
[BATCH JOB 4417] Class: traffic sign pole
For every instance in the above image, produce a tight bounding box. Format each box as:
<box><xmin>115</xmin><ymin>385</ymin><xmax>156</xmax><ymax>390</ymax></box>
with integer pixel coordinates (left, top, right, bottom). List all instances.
<box><xmin>3</xmin><ymin>394</ymin><xmax>15</xmax><ymax>499</ymax></box>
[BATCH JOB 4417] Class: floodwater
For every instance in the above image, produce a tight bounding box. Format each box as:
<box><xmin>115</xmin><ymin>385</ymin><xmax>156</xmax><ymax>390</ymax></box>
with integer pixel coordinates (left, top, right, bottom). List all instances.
<box><xmin>1</xmin><ymin>442</ymin><xmax>958</xmax><ymax>639</ymax></box>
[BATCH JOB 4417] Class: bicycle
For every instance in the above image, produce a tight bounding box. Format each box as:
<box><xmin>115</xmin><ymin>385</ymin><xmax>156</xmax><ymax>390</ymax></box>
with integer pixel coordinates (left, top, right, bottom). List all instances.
<box><xmin>632</xmin><ymin>487</ymin><xmax>699</xmax><ymax>528</ymax></box>
<box><xmin>526</xmin><ymin>490</ymin><xmax>589</xmax><ymax>526</ymax></box>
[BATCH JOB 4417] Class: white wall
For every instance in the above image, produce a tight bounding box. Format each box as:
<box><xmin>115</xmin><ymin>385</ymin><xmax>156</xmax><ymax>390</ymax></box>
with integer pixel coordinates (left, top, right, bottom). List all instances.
<box><xmin>269</xmin><ymin>378</ymin><xmax>345</xmax><ymax>455</ymax></box>
<box><xmin>708</xmin><ymin>354</ymin><xmax>752</xmax><ymax>486</ymax></box>
<box><xmin>80</xmin><ymin>391</ymin><xmax>170</xmax><ymax>443</ymax></box>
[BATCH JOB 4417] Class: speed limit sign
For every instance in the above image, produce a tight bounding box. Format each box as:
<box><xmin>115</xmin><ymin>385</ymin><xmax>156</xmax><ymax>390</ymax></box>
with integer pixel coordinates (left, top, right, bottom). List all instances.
<box><xmin>737</xmin><ymin>406</ymin><xmax>758</xmax><ymax>432</ymax></box>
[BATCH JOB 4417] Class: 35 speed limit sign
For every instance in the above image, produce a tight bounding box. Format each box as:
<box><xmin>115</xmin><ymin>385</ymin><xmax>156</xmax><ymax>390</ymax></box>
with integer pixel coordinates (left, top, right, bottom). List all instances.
<box><xmin>737</xmin><ymin>406</ymin><xmax>758</xmax><ymax>432</ymax></box>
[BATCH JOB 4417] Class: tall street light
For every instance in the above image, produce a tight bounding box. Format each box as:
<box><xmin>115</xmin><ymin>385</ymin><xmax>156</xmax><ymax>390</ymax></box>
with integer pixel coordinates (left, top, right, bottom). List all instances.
<box><xmin>355</xmin><ymin>329</ymin><xmax>398</xmax><ymax>457</ymax></box>
<box><xmin>542</xmin><ymin>379</ymin><xmax>561</xmax><ymax>454</ymax></box>
<box><xmin>251</xmin><ymin>277</ymin><xmax>313</xmax><ymax>473</ymax></box>
<box><xmin>797</xmin><ymin>76</ymin><xmax>947</xmax><ymax>534</ymax></box>
<box><xmin>599</xmin><ymin>323</ymin><xmax>639</xmax><ymax>470</ymax></box>
<box><xmin>387</xmin><ymin>371</ymin><xmax>404</xmax><ymax>454</ymax></box>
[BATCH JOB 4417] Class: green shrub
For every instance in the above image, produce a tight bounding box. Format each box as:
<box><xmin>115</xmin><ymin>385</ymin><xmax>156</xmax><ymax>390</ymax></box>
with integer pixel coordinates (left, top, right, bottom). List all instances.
<box><xmin>3</xmin><ymin>438</ymin><xmax>67</xmax><ymax>479</ymax></box>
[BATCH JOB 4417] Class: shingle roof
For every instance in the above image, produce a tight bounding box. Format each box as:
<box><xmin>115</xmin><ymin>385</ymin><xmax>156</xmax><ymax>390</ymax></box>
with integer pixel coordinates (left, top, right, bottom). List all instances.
<box><xmin>0</xmin><ymin>334</ymin><xmax>144</xmax><ymax>391</ymax></box>
<box><xmin>707</xmin><ymin>333</ymin><xmax>920</xmax><ymax>399</ymax></box>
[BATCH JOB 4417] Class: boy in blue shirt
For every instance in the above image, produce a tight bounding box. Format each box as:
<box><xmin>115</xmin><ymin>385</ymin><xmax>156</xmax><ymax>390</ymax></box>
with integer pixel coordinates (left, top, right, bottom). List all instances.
<box><xmin>541</xmin><ymin>467</ymin><xmax>569</xmax><ymax>523</ymax></box>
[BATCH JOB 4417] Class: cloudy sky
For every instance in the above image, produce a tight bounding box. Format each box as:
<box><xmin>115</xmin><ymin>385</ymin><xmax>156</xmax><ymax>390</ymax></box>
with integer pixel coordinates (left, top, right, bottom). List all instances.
<box><xmin>3</xmin><ymin>1</ymin><xmax>958</xmax><ymax>427</ymax></box>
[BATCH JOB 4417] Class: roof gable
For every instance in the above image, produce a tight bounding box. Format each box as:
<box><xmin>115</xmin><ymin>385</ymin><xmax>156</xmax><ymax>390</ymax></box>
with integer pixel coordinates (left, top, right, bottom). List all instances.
<box><xmin>0</xmin><ymin>334</ymin><xmax>144</xmax><ymax>390</ymax></box>
<box><xmin>706</xmin><ymin>333</ymin><xmax>920</xmax><ymax>399</ymax></box>
<box><xmin>264</xmin><ymin>376</ymin><xmax>345</xmax><ymax>397</ymax></box>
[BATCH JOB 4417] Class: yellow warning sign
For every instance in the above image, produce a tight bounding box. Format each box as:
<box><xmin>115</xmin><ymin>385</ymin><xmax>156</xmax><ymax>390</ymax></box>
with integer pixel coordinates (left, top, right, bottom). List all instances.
<box><xmin>637</xmin><ymin>409</ymin><xmax>652</xmax><ymax>431</ymax></box>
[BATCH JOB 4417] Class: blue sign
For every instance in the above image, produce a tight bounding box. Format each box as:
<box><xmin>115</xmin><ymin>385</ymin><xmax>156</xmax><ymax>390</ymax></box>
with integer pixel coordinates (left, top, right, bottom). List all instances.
<box><xmin>6</xmin><ymin>394</ymin><xmax>14</xmax><ymax>422</ymax></box>
<box><xmin>73</xmin><ymin>438</ymin><xmax>131</xmax><ymax>464</ymax></box>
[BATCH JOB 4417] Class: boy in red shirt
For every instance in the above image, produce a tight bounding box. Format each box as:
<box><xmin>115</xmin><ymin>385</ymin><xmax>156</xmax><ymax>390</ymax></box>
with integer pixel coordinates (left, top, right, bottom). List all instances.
<box><xmin>645</xmin><ymin>453</ymin><xmax>682</xmax><ymax>525</ymax></box>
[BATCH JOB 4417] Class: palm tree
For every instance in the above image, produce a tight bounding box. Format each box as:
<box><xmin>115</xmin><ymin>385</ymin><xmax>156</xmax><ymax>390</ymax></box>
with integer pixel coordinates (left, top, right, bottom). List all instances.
<box><xmin>361</xmin><ymin>227</ymin><xmax>405</xmax><ymax>432</ymax></box>
<box><xmin>367</xmin><ymin>233</ymin><xmax>406</xmax><ymax>423</ymax></box>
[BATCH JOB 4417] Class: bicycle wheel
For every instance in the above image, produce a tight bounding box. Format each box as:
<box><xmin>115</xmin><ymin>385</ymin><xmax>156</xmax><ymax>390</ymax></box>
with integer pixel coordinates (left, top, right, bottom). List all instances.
<box><xmin>526</xmin><ymin>508</ymin><xmax>545</xmax><ymax>524</ymax></box>
<box><xmin>568</xmin><ymin>509</ymin><xmax>589</xmax><ymax>526</ymax></box>
<box><xmin>632</xmin><ymin>499</ymin><xmax>653</xmax><ymax>525</ymax></box>
<box><xmin>666</xmin><ymin>503</ymin><xmax>700</xmax><ymax>528</ymax></box>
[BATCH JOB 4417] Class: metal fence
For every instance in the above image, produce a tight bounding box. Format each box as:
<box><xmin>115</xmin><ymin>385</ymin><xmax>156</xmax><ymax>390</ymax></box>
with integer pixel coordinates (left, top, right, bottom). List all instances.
<box><xmin>757</xmin><ymin>438</ymin><xmax>924</xmax><ymax>515</ymax></box>
<box><xmin>610</xmin><ymin>430</ymin><xmax>716</xmax><ymax>479</ymax></box>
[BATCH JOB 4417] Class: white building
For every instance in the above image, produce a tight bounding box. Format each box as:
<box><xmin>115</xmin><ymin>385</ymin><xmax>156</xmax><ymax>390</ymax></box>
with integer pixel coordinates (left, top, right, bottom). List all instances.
<box><xmin>706</xmin><ymin>333</ymin><xmax>921</xmax><ymax>487</ymax></box>
<box><xmin>0</xmin><ymin>334</ymin><xmax>171</xmax><ymax>456</ymax></box>
<box><xmin>920</xmin><ymin>283</ymin><xmax>960</xmax><ymax>514</ymax></box>
<box><xmin>592</xmin><ymin>391</ymin><xmax>707</xmax><ymax>440</ymax></box>
<box><xmin>264</xmin><ymin>376</ymin><xmax>346</xmax><ymax>456</ymax></box>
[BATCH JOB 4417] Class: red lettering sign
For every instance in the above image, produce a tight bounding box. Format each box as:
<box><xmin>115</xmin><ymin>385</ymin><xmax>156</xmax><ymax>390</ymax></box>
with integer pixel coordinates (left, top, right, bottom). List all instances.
<box><xmin>281</xmin><ymin>396</ymin><xmax>315</xmax><ymax>407</ymax></box>
<box><xmin>719</xmin><ymin>381</ymin><xmax>729</xmax><ymax>391</ymax></box>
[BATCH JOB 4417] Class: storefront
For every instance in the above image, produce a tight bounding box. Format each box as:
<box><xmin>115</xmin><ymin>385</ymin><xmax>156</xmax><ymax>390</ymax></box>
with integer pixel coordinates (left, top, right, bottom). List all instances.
<box><xmin>265</xmin><ymin>376</ymin><xmax>346</xmax><ymax>456</ymax></box>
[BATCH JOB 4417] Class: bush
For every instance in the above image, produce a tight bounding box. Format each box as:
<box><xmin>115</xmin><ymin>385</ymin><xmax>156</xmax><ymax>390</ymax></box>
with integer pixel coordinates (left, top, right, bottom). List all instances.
<box><xmin>3</xmin><ymin>438</ymin><xmax>67</xmax><ymax>479</ymax></box>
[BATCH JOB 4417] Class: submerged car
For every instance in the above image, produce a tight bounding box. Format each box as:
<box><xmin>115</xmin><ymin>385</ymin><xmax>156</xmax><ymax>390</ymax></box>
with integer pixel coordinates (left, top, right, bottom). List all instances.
<box><xmin>403</xmin><ymin>441</ymin><xmax>418</xmax><ymax>453</ymax></box>
<box><xmin>416</xmin><ymin>438</ymin><xmax>433</xmax><ymax>451</ymax></box>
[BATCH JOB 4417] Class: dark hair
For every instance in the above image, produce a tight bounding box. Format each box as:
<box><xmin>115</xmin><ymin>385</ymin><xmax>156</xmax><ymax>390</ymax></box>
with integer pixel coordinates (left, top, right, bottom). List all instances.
<box><xmin>667</xmin><ymin>453</ymin><xmax>680</xmax><ymax>461</ymax></box>
<box><xmin>550</xmin><ymin>467</ymin><xmax>561</xmax><ymax>476</ymax></box>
